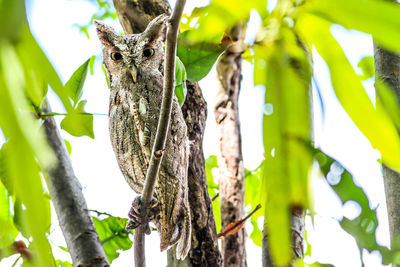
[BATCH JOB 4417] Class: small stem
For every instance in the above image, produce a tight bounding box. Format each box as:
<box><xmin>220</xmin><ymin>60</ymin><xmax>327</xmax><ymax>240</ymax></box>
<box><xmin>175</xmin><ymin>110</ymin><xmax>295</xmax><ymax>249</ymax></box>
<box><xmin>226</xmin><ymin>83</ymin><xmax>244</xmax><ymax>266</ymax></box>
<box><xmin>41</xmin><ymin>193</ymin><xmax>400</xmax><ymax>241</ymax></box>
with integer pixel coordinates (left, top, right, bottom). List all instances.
<box><xmin>39</xmin><ymin>112</ymin><xmax>107</xmax><ymax>118</ymax></box>
<box><xmin>133</xmin><ymin>0</ymin><xmax>186</xmax><ymax>266</ymax></box>
<box><xmin>212</xmin><ymin>193</ymin><xmax>219</xmax><ymax>202</ymax></box>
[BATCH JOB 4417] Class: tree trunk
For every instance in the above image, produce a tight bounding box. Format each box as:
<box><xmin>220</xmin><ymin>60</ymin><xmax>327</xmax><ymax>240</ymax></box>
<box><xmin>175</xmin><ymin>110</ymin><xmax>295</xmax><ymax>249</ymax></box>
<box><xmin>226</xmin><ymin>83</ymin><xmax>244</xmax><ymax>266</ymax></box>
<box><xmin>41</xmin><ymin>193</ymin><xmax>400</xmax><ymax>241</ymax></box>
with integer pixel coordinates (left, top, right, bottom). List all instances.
<box><xmin>262</xmin><ymin>208</ymin><xmax>305</xmax><ymax>267</ymax></box>
<box><xmin>43</xmin><ymin>102</ymin><xmax>109</xmax><ymax>267</ymax></box>
<box><xmin>214</xmin><ymin>23</ymin><xmax>247</xmax><ymax>267</ymax></box>
<box><xmin>112</xmin><ymin>1</ymin><xmax>222</xmax><ymax>266</ymax></box>
<box><xmin>374</xmin><ymin>40</ymin><xmax>400</xmax><ymax>267</ymax></box>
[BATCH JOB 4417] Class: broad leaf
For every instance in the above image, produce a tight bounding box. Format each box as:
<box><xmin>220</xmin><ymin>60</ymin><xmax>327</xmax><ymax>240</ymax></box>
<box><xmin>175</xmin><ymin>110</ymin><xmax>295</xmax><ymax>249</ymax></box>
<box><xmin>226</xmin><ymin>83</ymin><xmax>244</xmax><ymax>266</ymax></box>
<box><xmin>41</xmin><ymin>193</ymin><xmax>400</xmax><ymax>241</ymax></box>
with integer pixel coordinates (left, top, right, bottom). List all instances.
<box><xmin>177</xmin><ymin>30</ymin><xmax>226</xmax><ymax>82</ymax></box>
<box><xmin>93</xmin><ymin>216</ymin><xmax>133</xmax><ymax>263</ymax></box>
<box><xmin>315</xmin><ymin>149</ymin><xmax>400</xmax><ymax>265</ymax></box>
<box><xmin>0</xmin><ymin>40</ymin><xmax>55</xmax><ymax>266</ymax></box>
<box><xmin>64</xmin><ymin>57</ymin><xmax>94</xmax><ymax>107</ymax></box>
<box><xmin>61</xmin><ymin>100</ymin><xmax>94</xmax><ymax>139</ymax></box>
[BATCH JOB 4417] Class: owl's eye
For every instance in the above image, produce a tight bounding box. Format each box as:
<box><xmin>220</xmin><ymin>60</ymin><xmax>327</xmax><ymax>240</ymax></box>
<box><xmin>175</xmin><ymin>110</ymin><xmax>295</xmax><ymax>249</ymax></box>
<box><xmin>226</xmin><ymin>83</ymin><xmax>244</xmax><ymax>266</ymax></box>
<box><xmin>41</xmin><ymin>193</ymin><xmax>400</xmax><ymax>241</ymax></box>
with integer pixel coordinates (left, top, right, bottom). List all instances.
<box><xmin>143</xmin><ymin>48</ymin><xmax>154</xmax><ymax>58</ymax></box>
<box><xmin>111</xmin><ymin>52</ymin><xmax>122</xmax><ymax>61</ymax></box>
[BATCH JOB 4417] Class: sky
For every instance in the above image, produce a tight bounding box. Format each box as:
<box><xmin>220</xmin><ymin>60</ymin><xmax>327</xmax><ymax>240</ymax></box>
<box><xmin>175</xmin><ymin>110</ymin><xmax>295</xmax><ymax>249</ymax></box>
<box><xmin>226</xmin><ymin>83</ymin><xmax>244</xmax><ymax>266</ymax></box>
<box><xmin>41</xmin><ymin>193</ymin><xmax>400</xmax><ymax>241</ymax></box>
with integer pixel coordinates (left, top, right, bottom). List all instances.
<box><xmin>0</xmin><ymin>0</ymin><xmax>392</xmax><ymax>266</ymax></box>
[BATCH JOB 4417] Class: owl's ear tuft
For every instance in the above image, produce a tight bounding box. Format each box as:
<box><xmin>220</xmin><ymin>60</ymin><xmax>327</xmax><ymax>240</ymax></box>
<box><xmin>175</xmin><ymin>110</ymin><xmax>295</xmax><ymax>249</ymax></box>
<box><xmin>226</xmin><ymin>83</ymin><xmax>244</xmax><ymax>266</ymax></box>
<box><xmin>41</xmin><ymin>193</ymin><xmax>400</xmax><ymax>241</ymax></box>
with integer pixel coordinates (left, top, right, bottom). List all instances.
<box><xmin>94</xmin><ymin>20</ymin><xmax>119</xmax><ymax>46</ymax></box>
<box><xmin>142</xmin><ymin>14</ymin><xmax>169</xmax><ymax>43</ymax></box>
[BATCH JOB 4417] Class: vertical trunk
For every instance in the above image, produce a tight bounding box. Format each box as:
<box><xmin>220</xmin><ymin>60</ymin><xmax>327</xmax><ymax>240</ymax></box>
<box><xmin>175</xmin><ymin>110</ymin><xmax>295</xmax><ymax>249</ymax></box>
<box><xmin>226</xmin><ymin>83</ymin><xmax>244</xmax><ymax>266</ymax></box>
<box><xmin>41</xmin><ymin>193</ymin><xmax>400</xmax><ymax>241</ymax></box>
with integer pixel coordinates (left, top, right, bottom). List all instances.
<box><xmin>112</xmin><ymin>1</ymin><xmax>222</xmax><ymax>266</ymax></box>
<box><xmin>262</xmin><ymin>208</ymin><xmax>305</xmax><ymax>267</ymax></box>
<box><xmin>43</xmin><ymin>102</ymin><xmax>109</xmax><ymax>267</ymax></box>
<box><xmin>374</xmin><ymin>41</ymin><xmax>400</xmax><ymax>266</ymax></box>
<box><xmin>214</xmin><ymin>23</ymin><xmax>247</xmax><ymax>267</ymax></box>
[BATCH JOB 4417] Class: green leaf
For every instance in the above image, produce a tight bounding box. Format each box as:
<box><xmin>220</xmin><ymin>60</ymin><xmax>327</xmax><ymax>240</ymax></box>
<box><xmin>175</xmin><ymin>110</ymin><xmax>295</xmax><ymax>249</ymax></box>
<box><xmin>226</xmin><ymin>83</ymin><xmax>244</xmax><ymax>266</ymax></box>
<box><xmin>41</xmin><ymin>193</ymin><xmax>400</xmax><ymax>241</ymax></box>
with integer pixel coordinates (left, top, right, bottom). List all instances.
<box><xmin>61</xmin><ymin>100</ymin><xmax>94</xmax><ymax>139</ymax></box>
<box><xmin>245</xmin><ymin>165</ymin><xmax>263</xmax><ymax>246</ymax></box>
<box><xmin>63</xmin><ymin>139</ymin><xmax>72</xmax><ymax>155</ymax></box>
<box><xmin>306</xmin><ymin>0</ymin><xmax>400</xmax><ymax>52</ymax></box>
<box><xmin>177</xmin><ymin>30</ymin><xmax>226</xmax><ymax>82</ymax></box>
<box><xmin>0</xmin><ymin>0</ymin><xmax>26</xmax><ymax>42</ymax></box>
<box><xmin>205</xmin><ymin>155</ymin><xmax>221</xmax><ymax>233</ymax></box>
<box><xmin>315</xmin><ymin>149</ymin><xmax>400</xmax><ymax>265</ymax></box>
<box><xmin>297</xmin><ymin>14</ymin><xmax>400</xmax><ymax>170</ymax></box>
<box><xmin>174</xmin><ymin>56</ymin><xmax>187</xmax><ymax>106</ymax></box>
<box><xmin>0</xmin><ymin>182</ymin><xmax>18</xmax><ymax>251</ymax></box>
<box><xmin>256</xmin><ymin>22</ymin><xmax>313</xmax><ymax>265</ymax></box>
<box><xmin>376</xmin><ymin>80</ymin><xmax>400</xmax><ymax>130</ymax></box>
<box><xmin>16</xmin><ymin>27</ymin><xmax>69</xmax><ymax>112</ymax></box>
<box><xmin>357</xmin><ymin>56</ymin><xmax>374</xmax><ymax>81</ymax></box>
<box><xmin>64</xmin><ymin>57</ymin><xmax>92</xmax><ymax>107</ymax></box>
<box><xmin>93</xmin><ymin>216</ymin><xmax>133</xmax><ymax>263</ymax></box>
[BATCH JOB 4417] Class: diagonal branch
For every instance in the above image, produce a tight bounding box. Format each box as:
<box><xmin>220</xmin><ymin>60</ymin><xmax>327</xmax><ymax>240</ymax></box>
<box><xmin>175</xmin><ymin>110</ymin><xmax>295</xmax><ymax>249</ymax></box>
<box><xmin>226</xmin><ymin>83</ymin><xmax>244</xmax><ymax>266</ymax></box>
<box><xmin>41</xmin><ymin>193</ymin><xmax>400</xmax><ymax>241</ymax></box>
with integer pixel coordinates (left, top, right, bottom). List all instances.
<box><xmin>43</xmin><ymin>100</ymin><xmax>109</xmax><ymax>267</ymax></box>
<box><xmin>133</xmin><ymin>0</ymin><xmax>186</xmax><ymax>266</ymax></box>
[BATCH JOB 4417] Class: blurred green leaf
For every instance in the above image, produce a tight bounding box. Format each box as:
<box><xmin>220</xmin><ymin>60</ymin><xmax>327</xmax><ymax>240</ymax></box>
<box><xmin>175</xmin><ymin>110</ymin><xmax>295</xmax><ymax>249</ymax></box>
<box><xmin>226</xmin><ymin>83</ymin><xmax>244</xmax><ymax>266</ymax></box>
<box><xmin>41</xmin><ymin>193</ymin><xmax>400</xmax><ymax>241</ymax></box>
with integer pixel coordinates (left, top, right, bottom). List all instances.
<box><xmin>16</xmin><ymin>27</ymin><xmax>68</xmax><ymax>112</ymax></box>
<box><xmin>297</xmin><ymin>14</ymin><xmax>400</xmax><ymax>171</ymax></box>
<box><xmin>0</xmin><ymin>40</ymin><xmax>55</xmax><ymax>266</ymax></box>
<box><xmin>63</xmin><ymin>139</ymin><xmax>72</xmax><ymax>156</ymax></box>
<box><xmin>174</xmin><ymin>56</ymin><xmax>187</xmax><ymax>106</ymax></box>
<box><xmin>305</xmin><ymin>0</ymin><xmax>400</xmax><ymax>52</ymax></box>
<box><xmin>245</xmin><ymin>165</ymin><xmax>263</xmax><ymax>247</ymax></box>
<box><xmin>0</xmin><ymin>182</ymin><xmax>18</xmax><ymax>252</ymax></box>
<box><xmin>205</xmin><ymin>155</ymin><xmax>221</xmax><ymax>233</ymax></box>
<box><xmin>55</xmin><ymin>260</ymin><xmax>73</xmax><ymax>267</ymax></box>
<box><xmin>61</xmin><ymin>100</ymin><xmax>94</xmax><ymax>139</ymax></box>
<box><xmin>376</xmin><ymin>80</ymin><xmax>400</xmax><ymax>131</ymax></box>
<box><xmin>64</xmin><ymin>57</ymin><xmax>93</xmax><ymax>107</ymax></box>
<box><xmin>177</xmin><ymin>30</ymin><xmax>226</xmax><ymax>82</ymax></box>
<box><xmin>0</xmin><ymin>0</ymin><xmax>25</xmax><ymax>42</ymax></box>
<box><xmin>357</xmin><ymin>56</ymin><xmax>374</xmax><ymax>81</ymax></box>
<box><xmin>93</xmin><ymin>216</ymin><xmax>132</xmax><ymax>263</ymax></box>
<box><xmin>256</xmin><ymin>21</ymin><xmax>313</xmax><ymax>264</ymax></box>
<box><xmin>315</xmin><ymin>149</ymin><xmax>400</xmax><ymax>265</ymax></box>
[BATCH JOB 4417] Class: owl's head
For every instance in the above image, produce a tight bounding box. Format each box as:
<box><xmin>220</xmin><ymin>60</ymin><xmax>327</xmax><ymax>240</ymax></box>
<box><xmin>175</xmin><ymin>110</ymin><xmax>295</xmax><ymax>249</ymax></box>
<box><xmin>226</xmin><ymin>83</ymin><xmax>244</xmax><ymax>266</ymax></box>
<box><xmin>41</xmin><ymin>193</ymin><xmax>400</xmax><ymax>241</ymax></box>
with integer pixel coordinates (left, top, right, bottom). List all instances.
<box><xmin>94</xmin><ymin>14</ymin><xmax>168</xmax><ymax>87</ymax></box>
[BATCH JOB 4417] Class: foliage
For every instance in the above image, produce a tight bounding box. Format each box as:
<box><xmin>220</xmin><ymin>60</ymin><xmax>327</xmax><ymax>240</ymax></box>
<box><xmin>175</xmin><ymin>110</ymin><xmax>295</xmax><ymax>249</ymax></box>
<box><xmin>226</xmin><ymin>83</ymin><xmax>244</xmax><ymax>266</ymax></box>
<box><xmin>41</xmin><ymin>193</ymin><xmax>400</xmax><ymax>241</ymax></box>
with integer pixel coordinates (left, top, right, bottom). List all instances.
<box><xmin>93</xmin><ymin>215</ymin><xmax>133</xmax><ymax>263</ymax></box>
<box><xmin>186</xmin><ymin>0</ymin><xmax>400</xmax><ymax>265</ymax></box>
<box><xmin>205</xmin><ymin>155</ymin><xmax>221</xmax><ymax>233</ymax></box>
<box><xmin>315</xmin><ymin>149</ymin><xmax>400</xmax><ymax>265</ymax></box>
<box><xmin>2</xmin><ymin>0</ymin><xmax>400</xmax><ymax>266</ymax></box>
<box><xmin>174</xmin><ymin>56</ymin><xmax>187</xmax><ymax>106</ymax></box>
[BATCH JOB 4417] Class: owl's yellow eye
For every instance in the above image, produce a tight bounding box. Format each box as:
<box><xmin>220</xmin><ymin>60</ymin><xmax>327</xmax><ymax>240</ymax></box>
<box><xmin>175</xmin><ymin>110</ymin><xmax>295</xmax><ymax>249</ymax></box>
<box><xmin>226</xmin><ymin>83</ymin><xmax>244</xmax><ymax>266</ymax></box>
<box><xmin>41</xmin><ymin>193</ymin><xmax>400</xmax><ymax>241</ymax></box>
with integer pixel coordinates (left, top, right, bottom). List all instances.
<box><xmin>111</xmin><ymin>52</ymin><xmax>122</xmax><ymax>61</ymax></box>
<box><xmin>143</xmin><ymin>48</ymin><xmax>154</xmax><ymax>58</ymax></box>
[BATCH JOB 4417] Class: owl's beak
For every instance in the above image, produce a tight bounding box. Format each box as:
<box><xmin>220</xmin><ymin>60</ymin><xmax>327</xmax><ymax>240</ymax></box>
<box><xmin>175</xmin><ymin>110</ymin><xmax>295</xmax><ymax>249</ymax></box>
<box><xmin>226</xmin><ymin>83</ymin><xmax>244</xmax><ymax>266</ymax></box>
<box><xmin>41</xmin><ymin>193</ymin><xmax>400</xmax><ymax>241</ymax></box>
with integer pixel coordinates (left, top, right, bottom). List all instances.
<box><xmin>130</xmin><ymin>64</ymin><xmax>138</xmax><ymax>83</ymax></box>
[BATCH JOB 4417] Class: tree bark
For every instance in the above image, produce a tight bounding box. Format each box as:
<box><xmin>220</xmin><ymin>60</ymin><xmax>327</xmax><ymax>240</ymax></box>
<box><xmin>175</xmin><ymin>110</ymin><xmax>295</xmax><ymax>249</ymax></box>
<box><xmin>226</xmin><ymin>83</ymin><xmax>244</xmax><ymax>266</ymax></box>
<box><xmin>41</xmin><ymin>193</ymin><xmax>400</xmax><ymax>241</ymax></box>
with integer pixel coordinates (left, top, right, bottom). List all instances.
<box><xmin>112</xmin><ymin>1</ymin><xmax>222</xmax><ymax>266</ymax></box>
<box><xmin>214</xmin><ymin>23</ymin><xmax>247</xmax><ymax>267</ymax></box>
<box><xmin>43</xmin><ymin>102</ymin><xmax>109</xmax><ymax>267</ymax></box>
<box><xmin>374</xmin><ymin>41</ymin><xmax>400</xmax><ymax>267</ymax></box>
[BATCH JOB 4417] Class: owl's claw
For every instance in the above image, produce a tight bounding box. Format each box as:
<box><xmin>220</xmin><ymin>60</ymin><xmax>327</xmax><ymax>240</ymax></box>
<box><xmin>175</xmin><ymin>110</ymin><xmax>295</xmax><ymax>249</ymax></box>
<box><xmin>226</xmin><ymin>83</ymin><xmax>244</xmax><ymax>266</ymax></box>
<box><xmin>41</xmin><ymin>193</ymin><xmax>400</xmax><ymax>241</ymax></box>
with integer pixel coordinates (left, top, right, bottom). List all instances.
<box><xmin>126</xmin><ymin>195</ymin><xmax>159</xmax><ymax>232</ymax></box>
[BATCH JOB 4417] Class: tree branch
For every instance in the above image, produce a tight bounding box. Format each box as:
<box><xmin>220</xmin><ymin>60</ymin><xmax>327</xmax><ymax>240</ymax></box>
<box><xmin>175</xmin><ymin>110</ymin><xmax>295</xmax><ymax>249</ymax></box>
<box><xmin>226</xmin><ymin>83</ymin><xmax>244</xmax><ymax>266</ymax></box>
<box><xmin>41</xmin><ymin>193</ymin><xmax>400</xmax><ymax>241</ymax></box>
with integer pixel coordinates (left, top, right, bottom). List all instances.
<box><xmin>133</xmin><ymin>1</ymin><xmax>186</xmax><ymax>266</ymax></box>
<box><xmin>43</xmin><ymin>101</ymin><xmax>109</xmax><ymax>267</ymax></box>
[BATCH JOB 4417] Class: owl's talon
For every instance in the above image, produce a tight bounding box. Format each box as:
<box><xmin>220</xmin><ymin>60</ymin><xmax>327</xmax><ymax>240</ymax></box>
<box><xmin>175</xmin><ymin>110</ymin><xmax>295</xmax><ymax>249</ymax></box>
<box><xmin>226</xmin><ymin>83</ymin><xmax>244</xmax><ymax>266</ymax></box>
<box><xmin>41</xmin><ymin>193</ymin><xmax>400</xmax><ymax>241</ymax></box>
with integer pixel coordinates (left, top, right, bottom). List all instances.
<box><xmin>126</xmin><ymin>195</ymin><xmax>159</xmax><ymax>231</ymax></box>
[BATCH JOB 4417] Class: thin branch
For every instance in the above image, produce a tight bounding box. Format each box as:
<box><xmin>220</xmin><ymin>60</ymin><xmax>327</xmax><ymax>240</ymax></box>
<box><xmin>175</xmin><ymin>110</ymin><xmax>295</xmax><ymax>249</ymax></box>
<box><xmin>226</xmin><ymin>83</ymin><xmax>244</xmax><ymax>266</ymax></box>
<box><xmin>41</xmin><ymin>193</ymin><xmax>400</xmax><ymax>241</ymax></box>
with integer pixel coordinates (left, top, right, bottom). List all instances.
<box><xmin>133</xmin><ymin>0</ymin><xmax>186</xmax><ymax>266</ymax></box>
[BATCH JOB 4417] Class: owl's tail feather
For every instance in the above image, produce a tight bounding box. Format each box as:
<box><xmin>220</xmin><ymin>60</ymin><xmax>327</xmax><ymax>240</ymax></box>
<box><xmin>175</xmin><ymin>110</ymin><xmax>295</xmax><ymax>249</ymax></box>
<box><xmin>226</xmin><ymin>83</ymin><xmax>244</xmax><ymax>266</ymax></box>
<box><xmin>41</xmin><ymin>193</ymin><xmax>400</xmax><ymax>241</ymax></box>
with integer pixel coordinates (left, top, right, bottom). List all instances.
<box><xmin>176</xmin><ymin>211</ymin><xmax>191</xmax><ymax>260</ymax></box>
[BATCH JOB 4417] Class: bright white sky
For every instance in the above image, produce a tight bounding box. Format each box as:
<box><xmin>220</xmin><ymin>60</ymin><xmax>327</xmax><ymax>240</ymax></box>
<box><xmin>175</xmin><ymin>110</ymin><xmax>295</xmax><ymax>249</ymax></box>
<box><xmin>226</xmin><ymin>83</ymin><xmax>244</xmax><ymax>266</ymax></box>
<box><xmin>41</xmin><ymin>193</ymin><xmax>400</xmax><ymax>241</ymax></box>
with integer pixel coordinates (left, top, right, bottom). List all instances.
<box><xmin>0</xmin><ymin>0</ymin><xmax>391</xmax><ymax>266</ymax></box>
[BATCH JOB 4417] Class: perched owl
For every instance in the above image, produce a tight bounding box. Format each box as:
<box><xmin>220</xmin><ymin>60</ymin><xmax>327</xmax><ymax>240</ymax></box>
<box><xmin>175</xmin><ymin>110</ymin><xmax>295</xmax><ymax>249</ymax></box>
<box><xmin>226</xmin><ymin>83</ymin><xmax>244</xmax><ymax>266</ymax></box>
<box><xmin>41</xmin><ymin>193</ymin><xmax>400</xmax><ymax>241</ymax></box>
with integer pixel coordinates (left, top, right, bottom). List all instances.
<box><xmin>94</xmin><ymin>15</ymin><xmax>191</xmax><ymax>260</ymax></box>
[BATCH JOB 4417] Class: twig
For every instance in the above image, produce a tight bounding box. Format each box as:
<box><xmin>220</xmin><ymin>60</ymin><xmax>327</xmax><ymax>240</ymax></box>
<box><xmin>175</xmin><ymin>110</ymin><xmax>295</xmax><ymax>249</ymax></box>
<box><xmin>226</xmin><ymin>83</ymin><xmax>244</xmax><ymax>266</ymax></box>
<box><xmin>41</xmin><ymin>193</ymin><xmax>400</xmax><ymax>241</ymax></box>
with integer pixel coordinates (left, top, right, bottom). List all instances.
<box><xmin>133</xmin><ymin>0</ymin><xmax>186</xmax><ymax>266</ymax></box>
<box><xmin>211</xmin><ymin>193</ymin><xmax>219</xmax><ymax>202</ymax></box>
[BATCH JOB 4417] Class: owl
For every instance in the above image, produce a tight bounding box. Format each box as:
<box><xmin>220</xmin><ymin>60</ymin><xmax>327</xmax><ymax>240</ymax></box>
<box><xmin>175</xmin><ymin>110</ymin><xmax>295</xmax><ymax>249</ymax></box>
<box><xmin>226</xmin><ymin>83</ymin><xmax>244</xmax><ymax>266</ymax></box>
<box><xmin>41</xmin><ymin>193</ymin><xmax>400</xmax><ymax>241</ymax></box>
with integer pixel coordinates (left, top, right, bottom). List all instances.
<box><xmin>94</xmin><ymin>15</ymin><xmax>191</xmax><ymax>260</ymax></box>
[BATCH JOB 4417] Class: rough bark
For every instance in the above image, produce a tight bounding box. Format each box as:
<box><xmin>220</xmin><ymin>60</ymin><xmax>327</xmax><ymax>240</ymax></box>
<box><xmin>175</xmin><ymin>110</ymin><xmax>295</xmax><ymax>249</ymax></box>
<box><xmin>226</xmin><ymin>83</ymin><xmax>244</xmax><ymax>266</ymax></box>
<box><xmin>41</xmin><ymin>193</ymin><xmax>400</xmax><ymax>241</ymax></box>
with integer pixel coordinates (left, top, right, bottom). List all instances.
<box><xmin>374</xmin><ymin>41</ymin><xmax>400</xmax><ymax>265</ymax></box>
<box><xmin>112</xmin><ymin>1</ymin><xmax>222</xmax><ymax>266</ymax></box>
<box><xmin>43</xmin><ymin>102</ymin><xmax>109</xmax><ymax>267</ymax></box>
<box><xmin>214</xmin><ymin>23</ymin><xmax>247</xmax><ymax>267</ymax></box>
